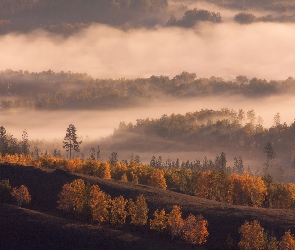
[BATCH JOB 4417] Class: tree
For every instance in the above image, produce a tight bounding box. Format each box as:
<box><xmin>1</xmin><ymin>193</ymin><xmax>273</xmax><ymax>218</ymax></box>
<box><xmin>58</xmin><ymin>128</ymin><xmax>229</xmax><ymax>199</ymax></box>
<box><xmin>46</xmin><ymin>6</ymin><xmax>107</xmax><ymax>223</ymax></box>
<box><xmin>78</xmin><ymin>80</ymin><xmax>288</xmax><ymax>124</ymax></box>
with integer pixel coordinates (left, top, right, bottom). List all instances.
<box><xmin>150</xmin><ymin>208</ymin><xmax>168</xmax><ymax>232</ymax></box>
<box><xmin>233</xmin><ymin>157</ymin><xmax>244</xmax><ymax>175</ymax></box>
<box><xmin>273</xmin><ymin>113</ymin><xmax>281</xmax><ymax>127</ymax></box>
<box><xmin>238</xmin><ymin>220</ymin><xmax>267</xmax><ymax>250</ymax></box>
<box><xmin>182</xmin><ymin>214</ymin><xmax>209</xmax><ymax>245</ymax></box>
<box><xmin>150</xmin><ymin>169</ymin><xmax>167</xmax><ymax>190</ymax></box>
<box><xmin>168</xmin><ymin>205</ymin><xmax>184</xmax><ymax>240</ymax></box>
<box><xmin>11</xmin><ymin>185</ymin><xmax>31</xmax><ymax>207</ymax></box>
<box><xmin>0</xmin><ymin>126</ymin><xmax>8</xmax><ymax>156</ymax></box>
<box><xmin>234</xmin><ymin>12</ymin><xmax>256</xmax><ymax>24</ymax></box>
<box><xmin>21</xmin><ymin>129</ymin><xmax>30</xmax><ymax>155</ymax></box>
<box><xmin>109</xmin><ymin>151</ymin><xmax>118</xmax><ymax>166</ymax></box>
<box><xmin>109</xmin><ymin>196</ymin><xmax>128</xmax><ymax>227</ymax></box>
<box><xmin>279</xmin><ymin>230</ymin><xmax>295</xmax><ymax>249</ymax></box>
<box><xmin>127</xmin><ymin>194</ymin><xmax>149</xmax><ymax>226</ymax></box>
<box><xmin>89</xmin><ymin>184</ymin><xmax>110</xmax><ymax>224</ymax></box>
<box><xmin>63</xmin><ymin>124</ymin><xmax>82</xmax><ymax>159</ymax></box>
<box><xmin>57</xmin><ymin>179</ymin><xmax>88</xmax><ymax>215</ymax></box>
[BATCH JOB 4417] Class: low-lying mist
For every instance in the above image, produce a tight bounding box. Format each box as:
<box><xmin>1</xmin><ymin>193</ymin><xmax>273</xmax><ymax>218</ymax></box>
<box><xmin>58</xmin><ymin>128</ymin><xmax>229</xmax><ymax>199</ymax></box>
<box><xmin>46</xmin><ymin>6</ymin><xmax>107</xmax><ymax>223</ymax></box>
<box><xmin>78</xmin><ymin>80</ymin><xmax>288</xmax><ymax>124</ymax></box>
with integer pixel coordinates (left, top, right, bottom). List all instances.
<box><xmin>1</xmin><ymin>94</ymin><xmax>294</xmax><ymax>141</ymax></box>
<box><xmin>1</xmin><ymin>22</ymin><xmax>295</xmax><ymax>80</ymax></box>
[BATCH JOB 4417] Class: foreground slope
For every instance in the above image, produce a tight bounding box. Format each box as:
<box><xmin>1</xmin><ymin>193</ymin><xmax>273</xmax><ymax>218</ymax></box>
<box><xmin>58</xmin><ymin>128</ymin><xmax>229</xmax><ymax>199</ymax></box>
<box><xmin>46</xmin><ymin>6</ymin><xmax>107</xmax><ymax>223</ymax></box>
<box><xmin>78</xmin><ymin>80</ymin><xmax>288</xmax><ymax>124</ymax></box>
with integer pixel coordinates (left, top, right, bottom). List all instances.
<box><xmin>1</xmin><ymin>164</ymin><xmax>295</xmax><ymax>249</ymax></box>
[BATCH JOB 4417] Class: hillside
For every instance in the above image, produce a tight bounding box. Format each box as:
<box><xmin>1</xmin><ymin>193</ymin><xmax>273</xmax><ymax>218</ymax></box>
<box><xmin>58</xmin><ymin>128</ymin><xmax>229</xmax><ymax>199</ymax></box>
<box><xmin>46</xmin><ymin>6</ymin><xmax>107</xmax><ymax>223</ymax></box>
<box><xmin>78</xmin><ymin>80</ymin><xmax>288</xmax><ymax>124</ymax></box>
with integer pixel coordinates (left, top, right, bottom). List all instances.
<box><xmin>1</xmin><ymin>164</ymin><xmax>295</xmax><ymax>249</ymax></box>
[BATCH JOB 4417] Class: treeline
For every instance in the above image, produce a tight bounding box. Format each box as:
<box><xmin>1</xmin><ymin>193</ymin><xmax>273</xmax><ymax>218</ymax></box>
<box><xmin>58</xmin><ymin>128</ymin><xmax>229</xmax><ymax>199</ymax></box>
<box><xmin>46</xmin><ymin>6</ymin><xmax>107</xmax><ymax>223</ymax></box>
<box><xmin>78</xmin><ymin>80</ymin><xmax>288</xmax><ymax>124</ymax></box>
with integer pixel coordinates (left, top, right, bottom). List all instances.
<box><xmin>2</xmin><ymin>153</ymin><xmax>295</xmax><ymax>210</ymax></box>
<box><xmin>0</xmin><ymin>0</ymin><xmax>168</xmax><ymax>24</ymax></box>
<box><xmin>110</xmin><ymin>109</ymin><xmax>295</xmax><ymax>174</ymax></box>
<box><xmin>209</xmin><ymin>0</ymin><xmax>295</xmax><ymax>10</ymax></box>
<box><xmin>1</xmin><ymin>70</ymin><xmax>295</xmax><ymax>110</ymax></box>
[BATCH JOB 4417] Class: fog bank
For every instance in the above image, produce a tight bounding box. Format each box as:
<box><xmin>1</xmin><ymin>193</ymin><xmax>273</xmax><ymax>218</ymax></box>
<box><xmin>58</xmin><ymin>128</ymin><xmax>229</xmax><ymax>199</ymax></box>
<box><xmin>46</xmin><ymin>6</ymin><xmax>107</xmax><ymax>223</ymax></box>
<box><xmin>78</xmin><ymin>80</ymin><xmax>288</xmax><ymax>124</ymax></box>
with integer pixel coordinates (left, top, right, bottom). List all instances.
<box><xmin>1</xmin><ymin>94</ymin><xmax>294</xmax><ymax>141</ymax></box>
<box><xmin>1</xmin><ymin>22</ymin><xmax>295</xmax><ymax>80</ymax></box>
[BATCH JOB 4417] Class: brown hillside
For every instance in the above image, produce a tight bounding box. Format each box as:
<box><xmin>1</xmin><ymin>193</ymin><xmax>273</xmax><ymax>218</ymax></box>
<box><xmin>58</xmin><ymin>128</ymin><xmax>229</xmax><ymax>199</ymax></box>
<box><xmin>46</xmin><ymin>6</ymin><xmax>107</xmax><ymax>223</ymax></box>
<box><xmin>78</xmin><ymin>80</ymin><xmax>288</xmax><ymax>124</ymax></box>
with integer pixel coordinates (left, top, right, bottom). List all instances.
<box><xmin>1</xmin><ymin>164</ymin><xmax>295</xmax><ymax>249</ymax></box>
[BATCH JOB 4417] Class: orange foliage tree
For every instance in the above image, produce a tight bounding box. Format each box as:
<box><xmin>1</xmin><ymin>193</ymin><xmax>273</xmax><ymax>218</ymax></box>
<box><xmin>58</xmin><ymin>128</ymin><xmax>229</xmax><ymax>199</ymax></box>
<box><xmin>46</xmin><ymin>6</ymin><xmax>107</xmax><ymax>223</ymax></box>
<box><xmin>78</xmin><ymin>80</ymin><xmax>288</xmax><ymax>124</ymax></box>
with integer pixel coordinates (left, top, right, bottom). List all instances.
<box><xmin>238</xmin><ymin>220</ymin><xmax>267</xmax><ymax>250</ymax></box>
<box><xmin>182</xmin><ymin>214</ymin><xmax>209</xmax><ymax>245</ymax></box>
<box><xmin>168</xmin><ymin>205</ymin><xmax>184</xmax><ymax>240</ymax></box>
<box><xmin>150</xmin><ymin>169</ymin><xmax>167</xmax><ymax>190</ymax></box>
<box><xmin>109</xmin><ymin>195</ymin><xmax>128</xmax><ymax>227</ymax></box>
<box><xmin>279</xmin><ymin>230</ymin><xmax>295</xmax><ymax>249</ymax></box>
<box><xmin>149</xmin><ymin>208</ymin><xmax>169</xmax><ymax>232</ymax></box>
<box><xmin>127</xmin><ymin>194</ymin><xmax>149</xmax><ymax>226</ymax></box>
<box><xmin>11</xmin><ymin>185</ymin><xmax>31</xmax><ymax>206</ymax></box>
<box><xmin>89</xmin><ymin>184</ymin><xmax>110</xmax><ymax>224</ymax></box>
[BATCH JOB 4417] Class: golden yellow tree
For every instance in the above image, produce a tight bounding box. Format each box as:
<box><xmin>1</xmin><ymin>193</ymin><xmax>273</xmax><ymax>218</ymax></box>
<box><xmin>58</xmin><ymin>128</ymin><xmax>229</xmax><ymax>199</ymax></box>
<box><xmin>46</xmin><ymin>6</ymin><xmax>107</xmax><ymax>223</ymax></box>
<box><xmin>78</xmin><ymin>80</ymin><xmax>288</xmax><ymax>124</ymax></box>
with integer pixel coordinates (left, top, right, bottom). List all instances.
<box><xmin>279</xmin><ymin>230</ymin><xmax>295</xmax><ymax>250</ymax></box>
<box><xmin>57</xmin><ymin>179</ymin><xmax>88</xmax><ymax>215</ymax></box>
<box><xmin>109</xmin><ymin>195</ymin><xmax>128</xmax><ymax>227</ymax></box>
<box><xmin>168</xmin><ymin>205</ymin><xmax>184</xmax><ymax>240</ymax></box>
<box><xmin>150</xmin><ymin>208</ymin><xmax>169</xmax><ymax>232</ymax></box>
<box><xmin>150</xmin><ymin>169</ymin><xmax>167</xmax><ymax>190</ymax></box>
<box><xmin>89</xmin><ymin>184</ymin><xmax>110</xmax><ymax>224</ymax></box>
<box><xmin>57</xmin><ymin>182</ymin><xmax>75</xmax><ymax>212</ymax></box>
<box><xmin>182</xmin><ymin>214</ymin><xmax>209</xmax><ymax>245</ymax></box>
<box><xmin>127</xmin><ymin>194</ymin><xmax>149</xmax><ymax>226</ymax></box>
<box><xmin>238</xmin><ymin>220</ymin><xmax>267</xmax><ymax>250</ymax></box>
<box><xmin>11</xmin><ymin>185</ymin><xmax>31</xmax><ymax>206</ymax></box>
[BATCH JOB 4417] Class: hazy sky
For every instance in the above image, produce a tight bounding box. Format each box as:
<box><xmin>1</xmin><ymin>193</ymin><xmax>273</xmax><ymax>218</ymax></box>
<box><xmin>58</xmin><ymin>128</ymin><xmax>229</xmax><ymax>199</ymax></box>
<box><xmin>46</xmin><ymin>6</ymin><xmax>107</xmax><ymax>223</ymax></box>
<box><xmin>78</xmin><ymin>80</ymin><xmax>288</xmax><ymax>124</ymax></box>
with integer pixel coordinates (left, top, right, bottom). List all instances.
<box><xmin>1</xmin><ymin>21</ymin><xmax>295</xmax><ymax>80</ymax></box>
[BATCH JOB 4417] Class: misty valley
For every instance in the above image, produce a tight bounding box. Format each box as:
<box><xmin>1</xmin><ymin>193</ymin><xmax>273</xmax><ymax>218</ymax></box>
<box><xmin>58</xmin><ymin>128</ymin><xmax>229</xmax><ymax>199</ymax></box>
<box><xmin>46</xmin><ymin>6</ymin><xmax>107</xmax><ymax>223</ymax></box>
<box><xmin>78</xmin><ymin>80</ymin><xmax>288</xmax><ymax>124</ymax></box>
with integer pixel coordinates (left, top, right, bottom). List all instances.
<box><xmin>1</xmin><ymin>0</ymin><xmax>295</xmax><ymax>249</ymax></box>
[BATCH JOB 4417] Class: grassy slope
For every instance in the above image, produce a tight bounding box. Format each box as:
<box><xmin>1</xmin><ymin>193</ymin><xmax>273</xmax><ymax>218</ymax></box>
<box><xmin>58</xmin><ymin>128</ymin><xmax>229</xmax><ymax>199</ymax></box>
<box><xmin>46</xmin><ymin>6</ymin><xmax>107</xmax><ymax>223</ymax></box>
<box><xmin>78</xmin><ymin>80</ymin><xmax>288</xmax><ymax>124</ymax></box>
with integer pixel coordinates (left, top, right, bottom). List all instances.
<box><xmin>1</xmin><ymin>164</ymin><xmax>295</xmax><ymax>249</ymax></box>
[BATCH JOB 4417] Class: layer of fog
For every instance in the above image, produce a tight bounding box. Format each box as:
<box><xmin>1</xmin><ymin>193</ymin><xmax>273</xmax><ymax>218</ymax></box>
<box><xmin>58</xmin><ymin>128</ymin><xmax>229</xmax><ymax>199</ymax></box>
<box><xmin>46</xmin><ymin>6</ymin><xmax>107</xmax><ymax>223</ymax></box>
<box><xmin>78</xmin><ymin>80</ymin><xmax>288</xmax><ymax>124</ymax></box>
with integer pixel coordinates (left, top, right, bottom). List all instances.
<box><xmin>1</xmin><ymin>21</ymin><xmax>295</xmax><ymax>80</ymax></box>
<box><xmin>1</xmin><ymin>94</ymin><xmax>294</xmax><ymax>141</ymax></box>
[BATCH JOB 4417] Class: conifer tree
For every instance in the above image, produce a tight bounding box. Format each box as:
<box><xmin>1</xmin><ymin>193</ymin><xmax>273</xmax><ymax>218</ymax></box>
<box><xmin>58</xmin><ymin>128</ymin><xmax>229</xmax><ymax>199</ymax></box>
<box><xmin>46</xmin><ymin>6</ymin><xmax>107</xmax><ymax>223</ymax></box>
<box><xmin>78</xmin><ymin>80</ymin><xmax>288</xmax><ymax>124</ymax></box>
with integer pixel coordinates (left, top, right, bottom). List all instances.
<box><xmin>63</xmin><ymin>124</ymin><xmax>82</xmax><ymax>159</ymax></box>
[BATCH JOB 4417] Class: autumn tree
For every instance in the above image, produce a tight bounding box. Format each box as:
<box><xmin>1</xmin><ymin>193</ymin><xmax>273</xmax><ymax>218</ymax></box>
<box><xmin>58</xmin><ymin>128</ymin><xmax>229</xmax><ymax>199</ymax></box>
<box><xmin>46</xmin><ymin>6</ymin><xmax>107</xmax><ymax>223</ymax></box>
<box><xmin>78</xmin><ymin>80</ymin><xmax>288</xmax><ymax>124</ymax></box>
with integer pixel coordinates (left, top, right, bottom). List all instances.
<box><xmin>150</xmin><ymin>169</ymin><xmax>167</xmax><ymax>190</ymax></box>
<box><xmin>57</xmin><ymin>179</ymin><xmax>88</xmax><ymax>215</ymax></box>
<box><xmin>11</xmin><ymin>185</ymin><xmax>31</xmax><ymax>206</ymax></box>
<box><xmin>168</xmin><ymin>205</ymin><xmax>184</xmax><ymax>240</ymax></box>
<box><xmin>63</xmin><ymin>124</ymin><xmax>82</xmax><ymax>159</ymax></box>
<box><xmin>127</xmin><ymin>194</ymin><xmax>149</xmax><ymax>226</ymax></box>
<box><xmin>182</xmin><ymin>214</ymin><xmax>209</xmax><ymax>245</ymax></box>
<box><xmin>89</xmin><ymin>184</ymin><xmax>110</xmax><ymax>224</ymax></box>
<box><xmin>109</xmin><ymin>195</ymin><xmax>128</xmax><ymax>227</ymax></box>
<box><xmin>238</xmin><ymin>220</ymin><xmax>267</xmax><ymax>250</ymax></box>
<box><xmin>150</xmin><ymin>208</ymin><xmax>169</xmax><ymax>232</ymax></box>
<box><xmin>279</xmin><ymin>230</ymin><xmax>295</xmax><ymax>249</ymax></box>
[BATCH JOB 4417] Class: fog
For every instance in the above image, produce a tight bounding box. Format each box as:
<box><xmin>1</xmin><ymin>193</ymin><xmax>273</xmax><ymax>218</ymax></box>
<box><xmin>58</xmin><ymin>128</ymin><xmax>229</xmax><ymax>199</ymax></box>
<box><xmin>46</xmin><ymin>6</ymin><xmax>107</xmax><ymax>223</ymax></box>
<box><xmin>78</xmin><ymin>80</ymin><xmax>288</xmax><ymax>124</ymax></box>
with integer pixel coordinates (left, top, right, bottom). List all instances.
<box><xmin>1</xmin><ymin>94</ymin><xmax>294</xmax><ymax>141</ymax></box>
<box><xmin>1</xmin><ymin>21</ymin><xmax>295</xmax><ymax>80</ymax></box>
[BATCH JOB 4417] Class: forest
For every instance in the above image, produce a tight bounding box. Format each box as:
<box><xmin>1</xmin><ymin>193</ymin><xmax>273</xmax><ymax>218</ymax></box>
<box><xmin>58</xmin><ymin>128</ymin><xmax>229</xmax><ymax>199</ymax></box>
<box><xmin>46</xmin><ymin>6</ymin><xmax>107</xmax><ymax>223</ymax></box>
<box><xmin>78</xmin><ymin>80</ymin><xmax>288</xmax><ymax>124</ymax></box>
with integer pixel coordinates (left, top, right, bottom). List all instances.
<box><xmin>1</xmin><ymin>0</ymin><xmax>295</xmax><ymax>249</ymax></box>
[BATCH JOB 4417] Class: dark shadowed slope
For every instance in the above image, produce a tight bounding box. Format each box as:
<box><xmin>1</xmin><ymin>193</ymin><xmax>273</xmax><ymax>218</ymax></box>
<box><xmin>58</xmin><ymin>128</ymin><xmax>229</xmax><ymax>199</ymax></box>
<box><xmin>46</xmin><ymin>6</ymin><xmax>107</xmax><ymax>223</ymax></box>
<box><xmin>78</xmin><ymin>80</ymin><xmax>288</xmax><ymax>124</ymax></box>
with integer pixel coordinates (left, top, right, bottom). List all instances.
<box><xmin>1</xmin><ymin>164</ymin><xmax>295</xmax><ymax>249</ymax></box>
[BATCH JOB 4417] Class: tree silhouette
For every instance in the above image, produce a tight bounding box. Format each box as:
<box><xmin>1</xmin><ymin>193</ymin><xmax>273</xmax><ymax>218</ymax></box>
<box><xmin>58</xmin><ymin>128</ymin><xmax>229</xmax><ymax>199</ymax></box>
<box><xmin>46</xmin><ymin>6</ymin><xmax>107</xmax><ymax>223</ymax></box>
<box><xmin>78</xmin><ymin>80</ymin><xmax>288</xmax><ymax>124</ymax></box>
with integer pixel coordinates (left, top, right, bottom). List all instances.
<box><xmin>63</xmin><ymin>124</ymin><xmax>82</xmax><ymax>159</ymax></box>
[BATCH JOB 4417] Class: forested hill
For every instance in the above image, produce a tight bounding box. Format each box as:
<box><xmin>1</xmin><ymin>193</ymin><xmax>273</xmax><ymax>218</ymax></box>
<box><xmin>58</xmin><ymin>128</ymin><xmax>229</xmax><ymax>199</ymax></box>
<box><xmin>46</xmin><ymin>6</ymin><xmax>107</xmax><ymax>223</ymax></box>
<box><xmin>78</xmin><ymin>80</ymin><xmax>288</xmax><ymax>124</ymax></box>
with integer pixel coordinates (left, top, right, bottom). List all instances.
<box><xmin>1</xmin><ymin>70</ymin><xmax>295</xmax><ymax>110</ymax></box>
<box><xmin>103</xmin><ymin>109</ymin><xmax>295</xmax><ymax>181</ymax></box>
